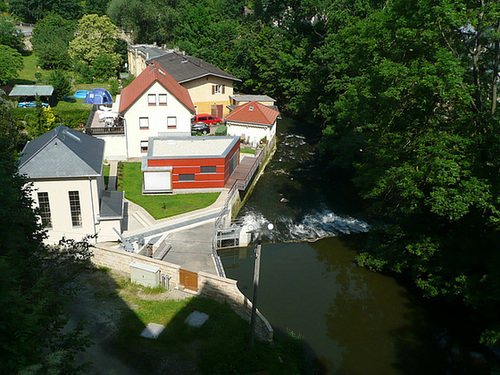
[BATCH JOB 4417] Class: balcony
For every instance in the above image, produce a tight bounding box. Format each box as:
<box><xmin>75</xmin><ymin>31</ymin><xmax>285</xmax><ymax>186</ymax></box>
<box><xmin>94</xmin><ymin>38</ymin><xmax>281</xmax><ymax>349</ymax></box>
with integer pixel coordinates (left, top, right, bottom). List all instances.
<box><xmin>85</xmin><ymin>105</ymin><xmax>125</xmax><ymax>136</ymax></box>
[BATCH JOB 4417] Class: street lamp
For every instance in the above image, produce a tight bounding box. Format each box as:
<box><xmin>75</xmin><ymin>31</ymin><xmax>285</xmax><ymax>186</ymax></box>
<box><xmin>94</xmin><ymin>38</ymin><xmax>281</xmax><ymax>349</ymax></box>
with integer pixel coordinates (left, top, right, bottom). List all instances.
<box><xmin>248</xmin><ymin>222</ymin><xmax>274</xmax><ymax>349</ymax></box>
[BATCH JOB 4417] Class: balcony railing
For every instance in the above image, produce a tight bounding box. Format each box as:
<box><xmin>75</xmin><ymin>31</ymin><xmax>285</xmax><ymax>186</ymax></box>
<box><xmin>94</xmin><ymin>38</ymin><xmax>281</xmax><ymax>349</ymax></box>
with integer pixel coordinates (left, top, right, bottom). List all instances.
<box><xmin>86</xmin><ymin>125</ymin><xmax>125</xmax><ymax>135</ymax></box>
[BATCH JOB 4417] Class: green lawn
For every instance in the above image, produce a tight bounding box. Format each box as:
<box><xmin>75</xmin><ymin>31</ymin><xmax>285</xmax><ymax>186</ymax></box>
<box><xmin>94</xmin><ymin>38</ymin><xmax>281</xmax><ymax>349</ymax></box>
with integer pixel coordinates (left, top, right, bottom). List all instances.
<box><xmin>117</xmin><ymin>162</ymin><xmax>220</xmax><ymax>220</ymax></box>
<box><xmin>241</xmin><ymin>147</ymin><xmax>256</xmax><ymax>155</ymax></box>
<box><xmin>13</xmin><ymin>52</ymin><xmax>51</xmax><ymax>84</ymax></box>
<box><xmin>103</xmin><ymin>164</ymin><xmax>110</xmax><ymax>189</ymax></box>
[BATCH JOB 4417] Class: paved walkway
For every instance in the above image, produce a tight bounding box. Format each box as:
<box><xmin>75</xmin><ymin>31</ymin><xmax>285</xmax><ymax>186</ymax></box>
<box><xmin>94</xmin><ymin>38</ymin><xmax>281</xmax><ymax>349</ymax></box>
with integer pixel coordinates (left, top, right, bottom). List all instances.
<box><xmin>107</xmin><ymin>161</ymin><xmax>118</xmax><ymax>191</ymax></box>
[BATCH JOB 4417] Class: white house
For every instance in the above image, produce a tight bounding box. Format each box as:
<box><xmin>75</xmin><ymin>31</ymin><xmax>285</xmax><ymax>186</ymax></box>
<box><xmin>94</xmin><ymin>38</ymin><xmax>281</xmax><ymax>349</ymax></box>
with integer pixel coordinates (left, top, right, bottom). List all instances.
<box><xmin>225</xmin><ymin>101</ymin><xmax>280</xmax><ymax>146</ymax></box>
<box><xmin>86</xmin><ymin>60</ymin><xmax>196</xmax><ymax>160</ymax></box>
<box><xmin>18</xmin><ymin>126</ymin><xmax>124</xmax><ymax>245</ymax></box>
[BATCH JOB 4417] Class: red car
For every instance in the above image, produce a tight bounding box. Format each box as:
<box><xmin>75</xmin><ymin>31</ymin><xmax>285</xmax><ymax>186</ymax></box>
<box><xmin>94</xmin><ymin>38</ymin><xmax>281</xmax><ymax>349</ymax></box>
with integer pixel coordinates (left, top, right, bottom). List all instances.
<box><xmin>191</xmin><ymin>114</ymin><xmax>222</xmax><ymax>125</ymax></box>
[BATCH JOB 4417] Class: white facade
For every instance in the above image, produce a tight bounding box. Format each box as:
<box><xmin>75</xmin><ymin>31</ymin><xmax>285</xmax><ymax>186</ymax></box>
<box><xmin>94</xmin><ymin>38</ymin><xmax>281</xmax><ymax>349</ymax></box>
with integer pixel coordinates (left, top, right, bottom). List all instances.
<box><xmin>121</xmin><ymin>81</ymin><xmax>193</xmax><ymax>158</ymax></box>
<box><xmin>226</xmin><ymin>121</ymin><xmax>277</xmax><ymax>146</ymax></box>
<box><xmin>30</xmin><ymin>177</ymin><xmax>122</xmax><ymax>245</ymax></box>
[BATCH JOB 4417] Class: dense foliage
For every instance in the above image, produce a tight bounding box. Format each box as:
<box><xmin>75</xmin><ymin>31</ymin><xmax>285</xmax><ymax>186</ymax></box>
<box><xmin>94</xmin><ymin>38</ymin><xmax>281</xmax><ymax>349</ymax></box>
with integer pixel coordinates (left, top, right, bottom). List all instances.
<box><xmin>0</xmin><ymin>104</ymin><xmax>93</xmax><ymax>373</ymax></box>
<box><xmin>31</xmin><ymin>14</ymin><xmax>76</xmax><ymax>69</ymax></box>
<box><xmin>0</xmin><ymin>44</ymin><xmax>23</xmax><ymax>84</ymax></box>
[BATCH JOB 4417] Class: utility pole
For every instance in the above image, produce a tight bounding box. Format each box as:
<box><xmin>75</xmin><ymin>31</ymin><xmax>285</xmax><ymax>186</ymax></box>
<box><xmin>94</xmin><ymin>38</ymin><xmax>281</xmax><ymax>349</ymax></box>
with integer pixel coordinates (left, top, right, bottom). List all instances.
<box><xmin>249</xmin><ymin>238</ymin><xmax>261</xmax><ymax>349</ymax></box>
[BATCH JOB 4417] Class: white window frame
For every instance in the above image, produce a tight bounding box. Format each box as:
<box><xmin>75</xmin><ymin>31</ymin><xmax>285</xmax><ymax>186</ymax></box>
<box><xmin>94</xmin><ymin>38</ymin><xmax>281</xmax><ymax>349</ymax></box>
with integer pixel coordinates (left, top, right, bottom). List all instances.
<box><xmin>139</xmin><ymin>117</ymin><xmax>149</xmax><ymax>129</ymax></box>
<box><xmin>141</xmin><ymin>140</ymin><xmax>148</xmax><ymax>153</ymax></box>
<box><xmin>167</xmin><ymin>116</ymin><xmax>177</xmax><ymax>129</ymax></box>
<box><xmin>148</xmin><ymin>94</ymin><xmax>156</xmax><ymax>105</ymax></box>
<box><xmin>158</xmin><ymin>94</ymin><xmax>167</xmax><ymax>105</ymax></box>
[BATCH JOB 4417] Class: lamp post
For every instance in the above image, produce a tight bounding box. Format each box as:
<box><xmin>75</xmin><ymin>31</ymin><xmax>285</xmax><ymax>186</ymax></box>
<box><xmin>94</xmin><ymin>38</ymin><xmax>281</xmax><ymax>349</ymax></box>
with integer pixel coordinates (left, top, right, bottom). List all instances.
<box><xmin>248</xmin><ymin>223</ymin><xmax>274</xmax><ymax>349</ymax></box>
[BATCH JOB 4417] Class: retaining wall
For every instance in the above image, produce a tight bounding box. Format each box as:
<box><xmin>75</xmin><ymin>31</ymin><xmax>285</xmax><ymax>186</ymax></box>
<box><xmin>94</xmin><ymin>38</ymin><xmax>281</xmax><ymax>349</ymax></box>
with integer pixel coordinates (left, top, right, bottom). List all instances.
<box><xmin>91</xmin><ymin>245</ymin><xmax>273</xmax><ymax>341</ymax></box>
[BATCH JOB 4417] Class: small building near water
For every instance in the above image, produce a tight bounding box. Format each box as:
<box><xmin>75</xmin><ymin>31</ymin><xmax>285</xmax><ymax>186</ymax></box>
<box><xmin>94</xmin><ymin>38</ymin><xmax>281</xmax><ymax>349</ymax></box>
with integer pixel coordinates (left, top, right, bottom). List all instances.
<box><xmin>225</xmin><ymin>100</ymin><xmax>280</xmax><ymax>146</ymax></box>
<box><xmin>141</xmin><ymin>136</ymin><xmax>240</xmax><ymax>193</ymax></box>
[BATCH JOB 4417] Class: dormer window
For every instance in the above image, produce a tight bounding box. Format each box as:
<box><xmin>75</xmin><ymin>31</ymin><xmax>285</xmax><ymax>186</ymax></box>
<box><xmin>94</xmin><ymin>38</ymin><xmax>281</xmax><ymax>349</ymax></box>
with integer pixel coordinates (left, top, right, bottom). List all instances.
<box><xmin>249</xmin><ymin>106</ymin><xmax>254</xmax><ymax>111</ymax></box>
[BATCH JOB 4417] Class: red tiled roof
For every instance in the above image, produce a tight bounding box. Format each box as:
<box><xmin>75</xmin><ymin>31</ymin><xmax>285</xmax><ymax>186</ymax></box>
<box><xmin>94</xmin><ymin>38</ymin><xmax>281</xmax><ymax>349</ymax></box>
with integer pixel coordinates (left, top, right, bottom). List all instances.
<box><xmin>225</xmin><ymin>101</ymin><xmax>279</xmax><ymax>126</ymax></box>
<box><xmin>119</xmin><ymin>60</ymin><xmax>195</xmax><ymax>113</ymax></box>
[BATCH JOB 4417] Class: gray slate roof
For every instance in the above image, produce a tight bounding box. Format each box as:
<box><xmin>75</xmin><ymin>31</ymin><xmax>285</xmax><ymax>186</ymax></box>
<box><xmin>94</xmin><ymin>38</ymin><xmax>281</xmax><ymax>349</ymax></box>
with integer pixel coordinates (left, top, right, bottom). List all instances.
<box><xmin>132</xmin><ymin>45</ymin><xmax>169</xmax><ymax>60</ymax></box>
<box><xmin>100</xmin><ymin>190</ymin><xmax>124</xmax><ymax>219</ymax></box>
<box><xmin>9</xmin><ymin>85</ymin><xmax>54</xmax><ymax>97</ymax></box>
<box><xmin>18</xmin><ymin>125</ymin><xmax>104</xmax><ymax>179</ymax></box>
<box><xmin>151</xmin><ymin>52</ymin><xmax>241</xmax><ymax>84</ymax></box>
<box><xmin>231</xmin><ymin>94</ymin><xmax>276</xmax><ymax>102</ymax></box>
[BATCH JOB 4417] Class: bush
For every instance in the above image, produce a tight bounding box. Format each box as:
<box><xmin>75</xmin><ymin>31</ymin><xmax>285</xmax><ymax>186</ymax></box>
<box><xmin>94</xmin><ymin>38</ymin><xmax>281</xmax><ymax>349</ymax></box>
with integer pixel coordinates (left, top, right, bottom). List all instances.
<box><xmin>49</xmin><ymin>70</ymin><xmax>72</xmax><ymax>103</ymax></box>
<box><xmin>215</xmin><ymin>124</ymin><xmax>227</xmax><ymax>136</ymax></box>
<box><xmin>52</xmin><ymin>108</ymin><xmax>91</xmax><ymax>128</ymax></box>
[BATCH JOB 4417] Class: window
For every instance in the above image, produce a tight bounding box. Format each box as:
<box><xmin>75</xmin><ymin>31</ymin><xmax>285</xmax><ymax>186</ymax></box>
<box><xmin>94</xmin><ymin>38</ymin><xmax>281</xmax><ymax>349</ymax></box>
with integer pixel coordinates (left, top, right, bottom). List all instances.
<box><xmin>141</xmin><ymin>140</ymin><xmax>148</xmax><ymax>153</ymax></box>
<box><xmin>212</xmin><ymin>84</ymin><xmax>225</xmax><ymax>95</ymax></box>
<box><xmin>37</xmin><ymin>192</ymin><xmax>52</xmax><ymax>228</ymax></box>
<box><xmin>167</xmin><ymin>116</ymin><xmax>177</xmax><ymax>129</ymax></box>
<box><xmin>200</xmin><ymin>166</ymin><xmax>217</xmax><ymax>174</ymax></box>
<box><xmin>148</xmin><ymin>94</ymin><xmax>156</xmax><ymax>105</ymax></box>
<box><xmin>139</xmin><ymin>117</ymin><xmax>149</xmax><ymax>129</ymax></box>
<box><xmin>179</xmin><ymin>174</ymin><xmax>195</xmax><ymax>181</ymax></box>
<box><xmin>68</xmin><ymin>191</ymin><xmax>82</xmax><ymax>227</ymax></box>
<box><xmin>158</xmin><ymin>94</ymin><xmax>167</xmax><ymax>105</ymax></box>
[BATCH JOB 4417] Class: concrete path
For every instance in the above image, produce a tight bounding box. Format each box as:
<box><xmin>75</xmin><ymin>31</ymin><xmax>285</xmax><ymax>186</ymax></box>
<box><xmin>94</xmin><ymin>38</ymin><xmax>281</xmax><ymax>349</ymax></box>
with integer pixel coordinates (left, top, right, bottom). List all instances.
<box><xmin>113</xmin><ymin>189</ymin><xmax>230</xmax><ymax>275</ymax></box>
<box><xmin>107</xmin><ymin>161</ymin><xmax>118</xmax><ymax>191</ymax></box>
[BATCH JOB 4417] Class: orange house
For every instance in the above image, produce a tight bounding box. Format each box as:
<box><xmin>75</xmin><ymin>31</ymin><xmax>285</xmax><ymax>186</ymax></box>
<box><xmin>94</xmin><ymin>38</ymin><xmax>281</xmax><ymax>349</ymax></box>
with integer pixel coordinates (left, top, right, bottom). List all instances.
<box><xmin>142</xmin><ymin>136</ymin><xmax>240</xmax><ymax>193</ymax></box>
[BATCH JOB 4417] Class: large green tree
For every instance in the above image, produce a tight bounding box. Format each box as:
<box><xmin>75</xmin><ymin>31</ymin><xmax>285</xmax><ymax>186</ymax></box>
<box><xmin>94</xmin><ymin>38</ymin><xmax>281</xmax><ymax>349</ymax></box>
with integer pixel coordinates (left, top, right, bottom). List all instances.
<box><xmin>31</xmin><ymin>14</ymin><xmax>76</xmax><ymax>69</ymax></box>
<box><xmin>69</xmin><ymin>14</ymin><xmax>120</xmax><ymax>77</ymax></box>
<box><xmin>0</xmin><ymin>44</ymin><xmax>23</xmax><ymax>84</ymax></box>
<box><xmin>9</xmin><ymin>0</ymin><xmax>83</xmax><ymax>22</ymax></box>
<box><xmin>0</xmin><ymin>17</ymin><xmax>25</xmax><ymax>53</ymax></box>
<box><xmin>315</xmin><ymin>0</ymin><xmax>500</xmax><ymax>341</ymax></box>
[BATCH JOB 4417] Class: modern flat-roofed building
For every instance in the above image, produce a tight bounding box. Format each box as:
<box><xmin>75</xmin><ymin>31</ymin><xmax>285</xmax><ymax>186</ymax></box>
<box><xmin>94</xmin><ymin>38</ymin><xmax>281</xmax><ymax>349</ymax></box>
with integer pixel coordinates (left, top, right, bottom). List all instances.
<box><xmin>142</xmin><ymin>136</ymin><xmax>240</xmax><ymax>193</ymax></box>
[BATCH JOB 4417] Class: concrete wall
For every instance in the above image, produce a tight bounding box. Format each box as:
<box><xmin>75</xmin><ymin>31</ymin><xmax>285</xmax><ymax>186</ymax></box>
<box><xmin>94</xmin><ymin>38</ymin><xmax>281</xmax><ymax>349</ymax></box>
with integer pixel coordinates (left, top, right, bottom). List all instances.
<box><xmin>95</xmin><ymin>134</ymin><xmax>127</xmax><ymax>161</ymax></box>
<box><xmin>227</xmin><ymin>121</ymin><xmax>277</xmax><ymax>146</ymax></box>
<box><xmin>124</xmin><ymin>81</ymin><xmax>193</xmax><ymax>158</ymax></box>
<box><xmin>91</xmin><ymin>245</ymin><xmax>273</xmax><ymax>341</ymax></box>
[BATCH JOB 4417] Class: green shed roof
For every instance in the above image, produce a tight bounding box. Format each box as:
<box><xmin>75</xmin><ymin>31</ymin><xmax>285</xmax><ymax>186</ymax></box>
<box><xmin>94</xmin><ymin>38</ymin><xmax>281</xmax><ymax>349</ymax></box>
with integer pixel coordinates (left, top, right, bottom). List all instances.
<box><xmin>9</xmin><ymin>85</ymin><xmax>54</xmax><ymax>97</ymax></box>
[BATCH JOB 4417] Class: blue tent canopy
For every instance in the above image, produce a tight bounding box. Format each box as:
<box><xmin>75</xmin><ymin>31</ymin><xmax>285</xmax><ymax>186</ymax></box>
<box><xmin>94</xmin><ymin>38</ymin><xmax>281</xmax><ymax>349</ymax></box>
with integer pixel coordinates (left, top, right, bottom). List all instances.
<box><xmin>83</xmin><ymin>88</ymin><xmax>113</xmax><ymax>104</ymax></box>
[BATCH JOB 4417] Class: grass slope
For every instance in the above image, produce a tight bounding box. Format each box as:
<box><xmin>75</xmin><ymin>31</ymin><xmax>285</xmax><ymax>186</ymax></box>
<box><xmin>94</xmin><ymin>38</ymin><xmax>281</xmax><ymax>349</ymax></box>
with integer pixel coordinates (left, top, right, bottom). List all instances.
<box><xmin>118</xmin><ymin>162</ymin><xmax>220</xmax><ymax>220</ymax></box>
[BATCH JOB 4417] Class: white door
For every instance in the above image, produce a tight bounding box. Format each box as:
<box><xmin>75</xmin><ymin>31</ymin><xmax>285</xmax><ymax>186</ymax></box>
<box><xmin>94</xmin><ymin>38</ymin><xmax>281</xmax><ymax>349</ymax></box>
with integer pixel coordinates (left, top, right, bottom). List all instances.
<box><xmin>144</xmin><ymin>171</ymin><xmax>171</xmax><ymax>192</ymax></box>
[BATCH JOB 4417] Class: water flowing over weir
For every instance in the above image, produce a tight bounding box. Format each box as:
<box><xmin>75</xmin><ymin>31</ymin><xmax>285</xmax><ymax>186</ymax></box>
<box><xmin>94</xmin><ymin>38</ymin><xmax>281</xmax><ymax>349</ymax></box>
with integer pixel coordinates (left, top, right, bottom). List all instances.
<box><xmin>238</xmin><ymin>209</ymin><xmax>369</xmax><ymax>243</ymax></box>
<box><xmin>220</xmin><ymin>118</ymin><xmax>486</xmax><ymax>374</ymax></box>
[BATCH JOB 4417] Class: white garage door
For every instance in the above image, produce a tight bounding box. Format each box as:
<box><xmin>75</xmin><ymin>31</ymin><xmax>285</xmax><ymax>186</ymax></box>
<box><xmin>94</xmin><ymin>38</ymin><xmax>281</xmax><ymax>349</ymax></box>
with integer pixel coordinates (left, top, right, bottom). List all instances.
<box><xmin>144</xmin><ymin>171</ymin><xmax>171</xmax><ymax>191</ymax></box>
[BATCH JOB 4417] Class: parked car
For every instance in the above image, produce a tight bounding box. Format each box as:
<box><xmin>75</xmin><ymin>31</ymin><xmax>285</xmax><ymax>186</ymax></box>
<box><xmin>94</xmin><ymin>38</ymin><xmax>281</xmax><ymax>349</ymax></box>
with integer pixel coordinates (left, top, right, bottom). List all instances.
<box><xmin>191</xmin><ymin>114</ymin><xmax>222</xmax><ymax>126</ymax></box>
<box><xmin>18</xmin><ymin>101</ymin><xmax>49</xmax><ymax>108</ymax></box>
<box><xmin>191</xmin><ymin>122</ymin><xmax>210</xmax><ymax>135</ymax></box>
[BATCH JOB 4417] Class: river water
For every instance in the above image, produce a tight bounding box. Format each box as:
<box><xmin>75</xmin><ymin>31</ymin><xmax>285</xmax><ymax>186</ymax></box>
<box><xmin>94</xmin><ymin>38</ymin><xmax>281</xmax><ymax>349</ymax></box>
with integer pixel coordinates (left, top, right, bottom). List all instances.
<box><xmin>219</xmin><ymin>118</ymin><xmax>485</xmax><ymax>374</ymax></box>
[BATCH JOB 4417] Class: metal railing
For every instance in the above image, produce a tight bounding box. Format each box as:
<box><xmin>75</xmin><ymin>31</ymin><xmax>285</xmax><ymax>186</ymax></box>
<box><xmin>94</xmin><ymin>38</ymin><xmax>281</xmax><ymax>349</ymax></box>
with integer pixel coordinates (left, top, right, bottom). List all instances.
<box><xmin>211</xmin><ymin>183</ymin><xmax>239</xmax><ymax>278</ymax></box>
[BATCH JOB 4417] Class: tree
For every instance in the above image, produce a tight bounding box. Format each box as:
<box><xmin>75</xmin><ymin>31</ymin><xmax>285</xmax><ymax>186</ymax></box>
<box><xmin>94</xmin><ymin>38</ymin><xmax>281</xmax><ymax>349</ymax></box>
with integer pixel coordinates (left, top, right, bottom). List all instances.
<box><xmin>48</xmin><ymin>69</ymin><xmax>71</xmax><ymax>103</ymax></box>
<box><xmin>68</xmin><ymin>14</ymin><xmax>120</xmax><ymax>74</ymax></box>
<box><xmin>313</xmin><ymin>0</ymin><xmax>500</xmax><ymax>343</ymax></box>
<box><xmin>31</xmin><ymin>14</ymin><xmax>76</xmax><ymax>69</ymax></box>
<box><xmin>9</xmin><ymin>0</ymin><xmax>83</xmax><ymax>23</ymax></box>
<box><xmin>0</xmin><ymin>44</ymin><xmax>23</xmax><ymax>84</ymax></box>
<box><xmin>0</xmin><ymin>17</ymin><xmax>25</xmax><ymax>53</ymax></box>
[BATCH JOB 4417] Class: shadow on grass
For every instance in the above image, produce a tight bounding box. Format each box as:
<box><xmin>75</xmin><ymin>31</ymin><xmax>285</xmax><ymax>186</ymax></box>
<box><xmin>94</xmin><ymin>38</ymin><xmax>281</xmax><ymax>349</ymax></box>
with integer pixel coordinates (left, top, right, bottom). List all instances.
<box><xmin>72</xmin><ymin>265</ymin><xmax>309</xmax><ymax>374</ymax></box>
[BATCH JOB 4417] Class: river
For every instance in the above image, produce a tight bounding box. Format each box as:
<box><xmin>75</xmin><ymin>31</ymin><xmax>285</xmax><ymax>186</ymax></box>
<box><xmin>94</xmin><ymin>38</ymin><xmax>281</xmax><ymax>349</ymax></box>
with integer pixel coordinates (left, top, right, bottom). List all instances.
<box><xmin>219</xmin><ymin>118</ymin><xmax>489</xmax><ymax>374</ymax></box>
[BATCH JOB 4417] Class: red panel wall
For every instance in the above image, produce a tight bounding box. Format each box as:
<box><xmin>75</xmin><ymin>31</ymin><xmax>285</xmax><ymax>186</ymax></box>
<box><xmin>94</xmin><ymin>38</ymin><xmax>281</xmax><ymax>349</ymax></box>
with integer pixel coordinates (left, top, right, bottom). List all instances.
<box><xmin>146</xmin><ymin>140</ymin><xmax>240</xmax><ymax>190</ymax></box>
